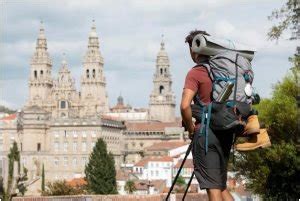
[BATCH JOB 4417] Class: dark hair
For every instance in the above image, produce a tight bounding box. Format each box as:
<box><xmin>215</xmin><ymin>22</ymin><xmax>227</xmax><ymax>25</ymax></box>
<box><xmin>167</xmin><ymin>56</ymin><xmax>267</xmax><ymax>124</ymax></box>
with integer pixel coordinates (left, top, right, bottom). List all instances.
<box><xmin>185</xmin><ymin>30</ymin><xmax>210</xmax><ymax>47</ymax></box>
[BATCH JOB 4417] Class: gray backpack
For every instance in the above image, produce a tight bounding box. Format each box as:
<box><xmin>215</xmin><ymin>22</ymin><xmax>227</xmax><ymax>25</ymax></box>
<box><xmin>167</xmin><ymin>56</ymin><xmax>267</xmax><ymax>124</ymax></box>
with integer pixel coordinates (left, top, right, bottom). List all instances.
<box><xmin>192</xmin><ymin>52</ymin><xmax>254</xmax><ymax>152</ymax></box>
<box><xmin>203</xmin><ymin>51</ymin><xmax>254</xmax><ymax>104</ymax></box>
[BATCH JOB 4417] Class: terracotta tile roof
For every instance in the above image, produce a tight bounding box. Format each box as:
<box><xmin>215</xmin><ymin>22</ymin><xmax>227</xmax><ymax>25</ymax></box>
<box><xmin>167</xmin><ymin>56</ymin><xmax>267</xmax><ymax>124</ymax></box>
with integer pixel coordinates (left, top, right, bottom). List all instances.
<box><xmin>134</xmin><ymin>156</ymin><xmax>173</xmax><ymax>167</ymax></box>
<box><xmin>134</xmin><ymin>180</ymin><xmax>166</xmax><ymax>192</ymax></box>
<box><xmin>0</xmin><ymin>113</ymin><xmax>17</xmax><ymax>121</ymax></box>
<box><xmin>145</xmin><ymin>140</ymin><xmax>188</xmax><ymax>151</ymax></box>
<box><xmin>125</xmin><ymin>121</ymin><xmax>181</xmax><ymax>132</ymax></box>
<box><xmin>66</xmin><ymin>178</ymin><xmax>87</xmax><ymax>187</ymax></box>
<box><xmin>174</xmin><ymin>159</ymin><xmax>194</xmax><ymax>169</ymax></box>
<box><xmin>116</xmin><ymin>170</ymin><xmax>130</xmax><ymax>181</ymax></box>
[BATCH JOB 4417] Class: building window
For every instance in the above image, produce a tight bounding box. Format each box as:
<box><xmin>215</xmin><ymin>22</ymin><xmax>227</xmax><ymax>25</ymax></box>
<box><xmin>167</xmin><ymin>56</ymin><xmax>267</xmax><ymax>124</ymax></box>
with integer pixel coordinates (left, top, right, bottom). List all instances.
<box><xmin>82</xmin><ymin>131</ymin><xmax>87</xmax><ymax>138</ymax></box>
<box><xmin>60</xmin><ymin>101</ymin><xmax>66</xmax><ymax>109</ymax></box>
<box><xmin>37</xmin><ymin>143</ymin><xmax>41</xmax><ymax>152</ymax></box>
<box><xmin>156</xmin><ymin>170</ymin><xmax>159</xmax><ymax>177</ymax></box>
<box><xmin>82</xmin><ymin>157</ymin><xmax>87</xmax><ymax>165</ymax></box>
<box><xmin>64</xmin><ymin>157</ymin><xmax>68</xmax><ymax>166</ymax></box>
<box><xmin>40</xmin><ymin>70</ymin><xmax>43</xmax><ymax>77</ymax></box>
<box><xmin>54</xmin><ymin>142</ymin><xmax>59</xmax><ymax>152</ymax></box>
<box><xmin>86</xmin><ymin>69</ymin><xmax>89</xmax><ymax>78</ymax></box>
<box><xmin>82</xmin><ymin>142</ymin><xmax>87</xmax><ymax>152</ymax></box>
<box><xmin>140</xmin><ymin>142</ymin><xmax>144</xmax><ymax>147</ymax></box>
<box><xmin>72</xmin><ymin>157</ymin><xmax>77</xmax><ymax>167</ymax></box>
<box><xmin>0</xmin><ymin>140</ymin><xmax>3</xmax><ymax>151</ymax></box>
<box><xmin>34</xmin><ymin>70</ymin><xmax>37</xmax><ymax>79</ymax></box>
<box><xmin>92</xmin><ymin>69</ymin><xmax>95</xmax><ymax>78</ymax></box>
<box><xmin>73</xmin><ymin>142</ymin><xmax>77</xmax><ymax>152</ymax></box>
<box><xmin>63</xmin><ymin>142</ymin><xmax>68</xmax><ymax>152</ymax></box>
<box><xmin>159</xmin><ymin>85</ymin><xmax>164</xmax><ymax>94</ymax></box>
<box><xmin>160</xmin><ymin>68</ymin><xmax>163</xmax><ymax>75</ymax></box>
<box><xmin>91</xmin><ymin>142</ymin><xmax>96</xmax><ymax>149</ymax></box>
<box><xmin>54</xmin><ymin>157</ymin><xmax>59</xmax><ymax>166</ymax></box>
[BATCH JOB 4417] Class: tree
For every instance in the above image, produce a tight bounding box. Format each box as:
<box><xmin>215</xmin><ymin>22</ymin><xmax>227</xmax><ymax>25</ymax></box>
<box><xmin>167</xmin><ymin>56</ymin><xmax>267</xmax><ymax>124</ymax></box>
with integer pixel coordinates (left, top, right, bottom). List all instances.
<box><xmin>235</xmin><ymin>68</ymin><xmax>300</xmax><ymax>199</ymax></box>
<box><xmin>43</xmin><ymin>180</ymin><xmax>84</xmax><ymax>196</ymax></box>
<box><xmin>124</xmin><ymin>180</ymin><xmax>136</xmax><ymax>194</ymax></box>
<box><xmin>174</xmin><ymin>175</ymin><xmax>186</xmax><ymax>193</ymax></box>
<box><xmin>3</xmin><ymin>141</ymin><xmax>28</xmax><ymax>201</ymax></box>
<box><xmin>41</xmin><ymin>163</ymin><xmax>45</xmax><ymax>194</ymax></box>
<box><xmin>84</xmin><ymin>138</ymin><xmax>117</xmax><ymax>194</ymax></box>
<box><xmin>268</xmin><ymin>0</ymin><xmax>299</xmax><ymax>40</ymax></box>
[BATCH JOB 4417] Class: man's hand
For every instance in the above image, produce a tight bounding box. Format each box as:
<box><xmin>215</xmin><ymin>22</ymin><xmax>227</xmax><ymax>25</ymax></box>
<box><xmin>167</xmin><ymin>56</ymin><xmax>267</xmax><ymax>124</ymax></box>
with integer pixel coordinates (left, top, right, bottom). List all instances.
<box><xmin>181</xmin><ymin>88</ymin><xmax>197</xmax><ymax>140</ymax></box>
<box><xmin>188</xmin><ymin>125</ymin><xmax>195</xmax><ymax>140</ymax></box>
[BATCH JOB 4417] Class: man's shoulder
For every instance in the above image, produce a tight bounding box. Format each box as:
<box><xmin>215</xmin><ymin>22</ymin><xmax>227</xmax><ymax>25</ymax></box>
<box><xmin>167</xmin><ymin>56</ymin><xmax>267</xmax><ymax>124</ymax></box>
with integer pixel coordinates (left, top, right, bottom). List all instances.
<box><xmin>187</xmin><ymin>65</ymin><xmax>208</xmax><ymax>76</ymax></box>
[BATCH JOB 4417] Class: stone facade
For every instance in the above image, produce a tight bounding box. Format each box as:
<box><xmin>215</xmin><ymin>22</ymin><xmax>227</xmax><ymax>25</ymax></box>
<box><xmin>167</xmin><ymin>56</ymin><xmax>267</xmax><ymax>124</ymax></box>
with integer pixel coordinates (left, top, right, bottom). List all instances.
<box><xmin>27</xmin><ymin>21</ymin><xmax>109</xmax><ymax>117</ymax></box>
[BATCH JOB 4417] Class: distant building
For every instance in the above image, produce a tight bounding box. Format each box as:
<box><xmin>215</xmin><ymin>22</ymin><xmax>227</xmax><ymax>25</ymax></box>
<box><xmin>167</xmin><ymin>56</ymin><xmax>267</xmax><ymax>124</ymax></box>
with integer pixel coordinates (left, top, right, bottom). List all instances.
<box><xmin>133</xmin><ymin>156</ymin><xmax>173</xmax><ymax>187</ymax></box>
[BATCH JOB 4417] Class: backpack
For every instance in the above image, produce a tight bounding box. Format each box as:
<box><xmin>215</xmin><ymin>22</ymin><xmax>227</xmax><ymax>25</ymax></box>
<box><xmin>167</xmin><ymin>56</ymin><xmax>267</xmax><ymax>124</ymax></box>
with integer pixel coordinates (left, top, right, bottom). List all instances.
<box><xmin>191</xmin><ymin>52</ymin><xmax>254</xmax><ymax>152</ymax></box>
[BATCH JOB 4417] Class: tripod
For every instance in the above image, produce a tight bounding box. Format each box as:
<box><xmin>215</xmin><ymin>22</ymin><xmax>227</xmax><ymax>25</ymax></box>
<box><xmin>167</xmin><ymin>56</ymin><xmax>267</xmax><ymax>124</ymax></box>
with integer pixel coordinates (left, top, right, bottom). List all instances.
<box><xmin>165</xmin><ymin>142</ymin><xmax>194</xmax><ymax>201</ymax></box>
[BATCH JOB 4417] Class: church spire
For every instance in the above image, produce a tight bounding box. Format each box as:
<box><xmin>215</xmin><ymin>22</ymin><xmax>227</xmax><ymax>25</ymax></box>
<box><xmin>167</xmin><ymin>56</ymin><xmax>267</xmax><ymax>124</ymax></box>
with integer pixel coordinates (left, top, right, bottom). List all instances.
<box><xmin>36</xmin><ymin>20</ymin><xmax>48</xmax><ymax>50</ymax></box>
<box><xmin>160</xmin><ymin>34</ymin><xmax>165</xmax><ymax>50</ymax></box>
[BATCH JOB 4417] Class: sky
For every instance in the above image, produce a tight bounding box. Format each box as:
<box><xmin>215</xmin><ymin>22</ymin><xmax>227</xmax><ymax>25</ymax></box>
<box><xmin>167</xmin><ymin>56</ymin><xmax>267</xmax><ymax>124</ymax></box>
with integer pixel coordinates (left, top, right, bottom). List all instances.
<box><xmin>0</xmin><ymin>0</ymin><xmax>298</xmax><ymax>112</ymax></box>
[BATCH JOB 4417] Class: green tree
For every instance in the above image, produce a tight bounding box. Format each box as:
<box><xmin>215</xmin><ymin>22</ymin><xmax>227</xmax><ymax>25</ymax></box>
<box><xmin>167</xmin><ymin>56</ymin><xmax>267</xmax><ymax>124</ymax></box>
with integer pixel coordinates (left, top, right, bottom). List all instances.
<box><xmin>3</xmin><ymin>141</ymin><xmax>28</xmax><ymax>201</ymax></box>
<box><xmin>84</xmin><ymin>138</ymin><xmax>117</xmax><ymax>194</ymax></box>
<box><xmin>124</xmin><ymin>180</ymin><xmax>136</xmax><ymax>194</ymax></box>
<box><xmin>236</xmin><ymin>67</ymin><xmax>300</xmax><ymax>199</ymax></box>
<box><xmin>41</xmin><ymin>163</ymin><xmax>45</xmax><ymax>193</ymax></box>
<box><xmin>268</xmin><ymin>0</ymin><xmax>299</xmax><ymax>40</ymax></box>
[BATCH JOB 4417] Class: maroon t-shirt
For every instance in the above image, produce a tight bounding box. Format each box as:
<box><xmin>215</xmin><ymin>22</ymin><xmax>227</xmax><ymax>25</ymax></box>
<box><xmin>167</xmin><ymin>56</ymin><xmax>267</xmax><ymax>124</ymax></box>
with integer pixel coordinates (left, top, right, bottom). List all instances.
<box><xmin>184</xmin><ymin>65</ymin><xmax>212</xmax><ymax>105</ymax></box>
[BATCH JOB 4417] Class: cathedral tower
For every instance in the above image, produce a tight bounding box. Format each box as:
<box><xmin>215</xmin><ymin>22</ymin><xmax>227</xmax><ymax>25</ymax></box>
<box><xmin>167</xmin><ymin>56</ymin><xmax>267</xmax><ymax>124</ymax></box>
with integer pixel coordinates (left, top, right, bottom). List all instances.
<box><xmin>149</xmin><ymin>37</ymin><xmax>176</xmax><ymax>122</ymax></box>
<box><xmin>80</xmin><ymin>21</ymin><xmax>109</xmax><ymax>117</ymax></box>
<box><xmin>28</xmin><ymin>21</ymin><xmax>53</xmax><ymax>110</ymax></box>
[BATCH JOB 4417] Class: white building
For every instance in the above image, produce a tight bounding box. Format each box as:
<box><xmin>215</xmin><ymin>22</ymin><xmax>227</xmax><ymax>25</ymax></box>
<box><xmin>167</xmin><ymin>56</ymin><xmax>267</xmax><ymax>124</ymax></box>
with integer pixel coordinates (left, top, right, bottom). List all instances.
<box><xmin>133</xmin><ymin>156</ymin><xmax>173</xmax><ymax>187</ymax></box>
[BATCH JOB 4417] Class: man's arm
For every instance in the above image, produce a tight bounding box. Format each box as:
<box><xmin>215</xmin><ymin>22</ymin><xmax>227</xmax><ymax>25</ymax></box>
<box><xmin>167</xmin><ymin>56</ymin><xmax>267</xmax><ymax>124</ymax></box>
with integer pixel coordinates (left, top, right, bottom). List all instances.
<box><xmin>180</xmin><ymin>88</ymin><xmax>197</xmax><ymax>137</ymax></box>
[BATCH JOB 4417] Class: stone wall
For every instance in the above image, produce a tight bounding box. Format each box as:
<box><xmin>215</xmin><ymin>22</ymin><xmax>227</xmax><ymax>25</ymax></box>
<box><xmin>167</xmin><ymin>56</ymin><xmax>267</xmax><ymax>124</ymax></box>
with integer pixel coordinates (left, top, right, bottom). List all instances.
<box><xmin>12</xmin><ymin>193</ymin><xmax>208</xmax><ymax>201</ymax></box>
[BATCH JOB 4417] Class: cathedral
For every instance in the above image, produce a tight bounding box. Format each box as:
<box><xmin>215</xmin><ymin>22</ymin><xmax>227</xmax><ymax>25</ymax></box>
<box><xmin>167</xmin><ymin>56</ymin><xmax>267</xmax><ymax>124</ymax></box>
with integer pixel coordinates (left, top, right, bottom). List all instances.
<box><xmin>0</xmin><ymin>21</ymin><xmax>182</xmax><ymax>195</ymax></box>
<box><xmin>27</xmin><ymin>21</ymin><xmax>109</xmax><ymax>117</ymax></box>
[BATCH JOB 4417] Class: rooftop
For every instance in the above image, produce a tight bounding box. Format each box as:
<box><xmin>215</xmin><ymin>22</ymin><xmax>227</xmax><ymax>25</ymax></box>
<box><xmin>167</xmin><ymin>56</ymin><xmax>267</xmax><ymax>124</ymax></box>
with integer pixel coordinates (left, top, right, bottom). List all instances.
<box><xmin>134</xmin><ymin>156</ymin><xmax>173</xmax><ymax>167</ymax></box>
<box><xmin>125</xmin><ymin>121</ymin><xmax>181</xmax><ymax>132</ymax></box>
<box><xmin>145</xmin><ymin>140</ymin><xmax>188</xmax><ymax>151</ymax></box>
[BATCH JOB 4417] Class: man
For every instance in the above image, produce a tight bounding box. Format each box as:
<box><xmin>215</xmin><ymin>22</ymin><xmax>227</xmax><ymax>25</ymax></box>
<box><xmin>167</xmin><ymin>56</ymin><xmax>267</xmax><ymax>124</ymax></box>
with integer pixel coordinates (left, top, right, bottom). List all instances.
<box><xmin>181</xmin><ymin>30</ymin><xmax>234</xmax><ymax>201</ymax></box>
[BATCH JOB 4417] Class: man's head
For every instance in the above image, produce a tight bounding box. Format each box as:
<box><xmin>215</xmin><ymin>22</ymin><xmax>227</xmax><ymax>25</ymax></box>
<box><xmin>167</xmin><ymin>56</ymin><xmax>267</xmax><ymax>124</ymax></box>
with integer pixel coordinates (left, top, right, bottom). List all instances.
<box><xmin>185</xmin><ymin>30</ymin><xmax>210</xmax><ymax>64</ymax></box>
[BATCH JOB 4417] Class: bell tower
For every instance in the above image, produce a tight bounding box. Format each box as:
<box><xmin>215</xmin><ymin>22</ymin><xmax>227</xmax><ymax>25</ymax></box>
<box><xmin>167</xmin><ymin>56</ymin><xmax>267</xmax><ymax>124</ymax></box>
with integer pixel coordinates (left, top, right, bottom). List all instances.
<box><xmin>149</xmin><ymin>36</ymin><xmax>176</xmax><ymax>122</ymax></box>
<box><xmin>80</xmin><ymin>20</ymin><xmax>109</xmax><ymax>117</ymax></box>
<box><xmin>28</xmin><ymin>21</ymin><xmax>53</xmax><ymax>111</ymax></box>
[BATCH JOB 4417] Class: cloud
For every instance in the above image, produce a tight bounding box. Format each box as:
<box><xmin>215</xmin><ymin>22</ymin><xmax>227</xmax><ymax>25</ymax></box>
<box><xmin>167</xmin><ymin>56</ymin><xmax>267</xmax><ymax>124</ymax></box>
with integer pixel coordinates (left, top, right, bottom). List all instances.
<box><xmin>0</xmin><ymin>0</ymin><xmax>297</xmax><ymax>112</ymax></box>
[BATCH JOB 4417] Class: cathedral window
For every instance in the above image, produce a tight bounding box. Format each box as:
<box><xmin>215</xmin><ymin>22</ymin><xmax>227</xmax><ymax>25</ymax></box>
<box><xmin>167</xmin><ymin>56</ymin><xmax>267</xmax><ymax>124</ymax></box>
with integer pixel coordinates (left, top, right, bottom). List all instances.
<box><xmin>92</xmin><ymin>69</ymin><xmax>95</xmax><ymax>78</ymax></box>
<box><xmin>72</xmin><ymin>157</ymin><xmax>77</xmax><ymax>166</ymax></box>
<box><xmin>37</xmin><ymin>143</ymin><xmax>41</xmax><ymax>152</ymax></box>
<box><xmin>63</xmin><ymin>157</ymin><xmax>68</xmax><ymax>166</ymax></box>
<box><xmin>54</xmin><ymin>142</ymin><xmax>59</xmax><ymax>152</ymax></box>
<box><xmin>159</xmin><ymin>85</ymin><xmax>164</xmax><ymax>94</ymax></box>
<box><xmin>82</xmin><ymin>142</ymin><xmax>87</xmax><ymax>152</ymax></box>
<box><xmin>160</xmin><ymin>68</ymin><xmax>163</xmax><ymax>75</ymax></box>
<box><xmin>60</xmin><ymin>101</ymin><xmax>66</xmax><ymax>109</ymax></box>
<box><xmin>63</xmin><ymin>142</ymin><xmax>68</xmax><ymax>152</ymax></box>
<box><xmin>86</xmin><ymin>69</ymin><xmax>90</xmax><ymax>78</ymax></box>
<box><xmin>54</xmin><ymin>157</ymin><xmax>59</xmax><ymax>166</ymax></box>
<box><xmin>165</xmin><ymin>68</ymin><xmax>167</xmax><ymax>73</ymax></box>
<box><xmin>34</xmin><ymin>70</ymin><xmax>37</xmax><ymax>79</ymax></box>
<box><xmin>73</xmin><ymin>142</ymin><xmax>77</xmax><ymax>151</ymax></box>
<box><xmin>40</xmin><ymin>70</ymin><xmax>43</xmax><ymax>77</ymax></box>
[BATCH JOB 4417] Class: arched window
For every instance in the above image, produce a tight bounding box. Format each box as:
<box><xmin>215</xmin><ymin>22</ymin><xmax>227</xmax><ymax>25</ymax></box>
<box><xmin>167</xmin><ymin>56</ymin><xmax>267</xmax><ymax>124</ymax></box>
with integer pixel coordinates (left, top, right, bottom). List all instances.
<box><xmin>164</xmin><ymin>68</ymin><xmax>167</xmax><ymax>73</ymax></box>
<box><xmin>160</xmin><ymin>68</ymin><xmax>163</xmax><ymax>75</ymax></box>
<box><xmin>159</xmin><ymin>85</ymin><xmax>164</xmax><ymax>94</ymax></box>
<box><xmin>60</xmin><ymin>101</ymin><xmax>66</xmax><ymax>109</ymax></box>
<box><xmin>92</xmin><ymin>69</ymin><xmax>95</xmax><ymax>78</ymax></box>
<box><xmin>34</xmin><ymin>70</ymin><xmax>37</xmax><ymax>79</ymax></box>
<box><xmin>86</xmin><ymin>69</ymin><xmax>89</xmax><ymax>78</ymax></box>
<box><xmin>40</xmin><ymin>70</ymin><xmax>43</xmax><ymax>77</ymax></box>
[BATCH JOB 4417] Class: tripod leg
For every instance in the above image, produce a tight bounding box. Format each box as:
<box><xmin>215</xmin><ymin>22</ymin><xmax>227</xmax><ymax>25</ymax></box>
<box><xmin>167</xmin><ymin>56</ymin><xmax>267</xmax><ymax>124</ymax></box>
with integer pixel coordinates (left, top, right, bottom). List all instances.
<box><xmin>182</xmin><ymin>171</ymin><xmax>194</xmax><ymax>201</ymax></box>
<box><xmin>166</xmin><ymin>142</ymin><xmax>193</xmax><ymax>201</ymax></box>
